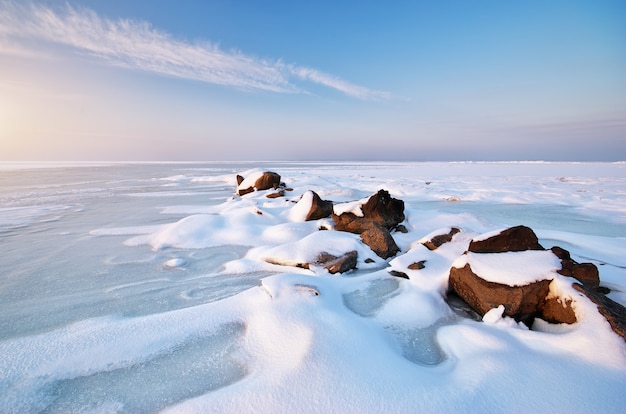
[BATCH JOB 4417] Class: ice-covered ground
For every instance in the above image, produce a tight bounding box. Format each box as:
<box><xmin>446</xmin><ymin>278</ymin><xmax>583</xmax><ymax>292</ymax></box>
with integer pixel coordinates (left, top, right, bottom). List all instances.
<box><xmin>1</xmin><ymin>161</ymin><xmax>625</xmax><ymax>413</ymax></box>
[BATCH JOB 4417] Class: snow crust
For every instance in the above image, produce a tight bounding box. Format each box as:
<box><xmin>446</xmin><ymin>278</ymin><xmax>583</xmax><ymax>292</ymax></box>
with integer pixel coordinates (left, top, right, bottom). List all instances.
<box><xmin>454</xmin><ymin>250</ymin><xmax>562</xmax><ymax>286</ymax></box>
<box><xmin>1</xmin><ymin>161</ymin><xmax>625</xmax><ymax>413</ymax></box>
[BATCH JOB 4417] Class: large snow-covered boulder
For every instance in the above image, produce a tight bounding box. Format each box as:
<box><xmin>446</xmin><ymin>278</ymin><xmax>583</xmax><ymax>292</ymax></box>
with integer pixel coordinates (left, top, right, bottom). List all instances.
<box><xmin>448</xmin><ymin>225</ymin><xmax>612</xmax><ymax>328</ymax></box>
<box><xmin>236</xmin><ymin>171</ymin><xmax>282</xmax><ymax>196</ymax></box>
<box><xmin>449</xmin><ymin>250</ymin><xmax>560</xmax><ymax>325</ymax></box>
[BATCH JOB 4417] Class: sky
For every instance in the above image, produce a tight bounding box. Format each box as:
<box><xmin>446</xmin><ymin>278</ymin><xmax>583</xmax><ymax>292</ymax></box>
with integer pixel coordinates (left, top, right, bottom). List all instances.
<box><xmin>0</xmin><ymin>0</ymin><xmax>625</xmax><ymax>161</ymax></box>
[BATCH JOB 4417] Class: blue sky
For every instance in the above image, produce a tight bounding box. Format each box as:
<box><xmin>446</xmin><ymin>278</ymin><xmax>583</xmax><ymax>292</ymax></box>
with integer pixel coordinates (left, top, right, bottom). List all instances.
<box><xmin>1</xmin><ymin>0</ymin><xmax>624</xmax><ymax>161</ymax></box>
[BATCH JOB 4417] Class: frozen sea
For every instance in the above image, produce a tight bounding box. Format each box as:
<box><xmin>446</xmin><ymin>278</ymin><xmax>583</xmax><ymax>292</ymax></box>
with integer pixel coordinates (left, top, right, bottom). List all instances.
<box><xmin>1</xmin><ymin>161</ymin><xmax>625</xmax><ymax>413</ymax></box>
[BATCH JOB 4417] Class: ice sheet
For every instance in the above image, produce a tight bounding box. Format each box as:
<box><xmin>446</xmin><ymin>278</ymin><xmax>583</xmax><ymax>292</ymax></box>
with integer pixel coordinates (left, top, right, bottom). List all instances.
<box><xmin>1</xmin><ymin>161</ymin><xmax>625</xmax><ymax>412</ymax></box>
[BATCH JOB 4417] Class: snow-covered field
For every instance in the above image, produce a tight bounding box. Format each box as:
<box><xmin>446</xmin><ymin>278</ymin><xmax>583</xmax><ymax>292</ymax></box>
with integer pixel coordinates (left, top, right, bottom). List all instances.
<box><xmin>1</xmin><ymin>161</ymin><xmax>625</xmax><ymax>413</ymax></box>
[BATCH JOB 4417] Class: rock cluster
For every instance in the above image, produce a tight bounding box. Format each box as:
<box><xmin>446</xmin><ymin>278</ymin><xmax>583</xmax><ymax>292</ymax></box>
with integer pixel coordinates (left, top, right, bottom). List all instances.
<box><xmin>235</xmin><ymin>172</ymin><xmax>406</xmax><ymax>272</ymax></box>
<box><xmin>233</xmin><ymin>170</ymin><xmax>625</xmax><ymax>339</ymax></box>
<box><xmin>448</xmin><ymin>225</ymin><xmax>624</xmax><ymax>337</ymax></box>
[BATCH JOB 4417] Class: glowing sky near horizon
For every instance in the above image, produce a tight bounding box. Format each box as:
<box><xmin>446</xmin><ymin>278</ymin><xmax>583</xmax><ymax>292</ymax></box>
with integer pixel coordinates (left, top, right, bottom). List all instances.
<box><xmin>1</xmin><ymin>0</ymin><xmax>625</xmax><ymax>161</ymax></box>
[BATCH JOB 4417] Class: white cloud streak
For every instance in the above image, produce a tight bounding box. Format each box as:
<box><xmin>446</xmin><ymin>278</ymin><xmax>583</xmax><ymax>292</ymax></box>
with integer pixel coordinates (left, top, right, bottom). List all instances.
<box><xmin>0</xmin><ymin>1</ymin><xmax>389</xmax><ymax>99</ymax></box>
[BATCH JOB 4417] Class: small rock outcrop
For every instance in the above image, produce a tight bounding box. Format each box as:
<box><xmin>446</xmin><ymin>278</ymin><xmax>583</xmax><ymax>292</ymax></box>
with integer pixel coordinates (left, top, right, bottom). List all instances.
<box><xmin>237</xmin><ymin>171</ymin><xmax>282</xmax><ymax>196</ymax></box>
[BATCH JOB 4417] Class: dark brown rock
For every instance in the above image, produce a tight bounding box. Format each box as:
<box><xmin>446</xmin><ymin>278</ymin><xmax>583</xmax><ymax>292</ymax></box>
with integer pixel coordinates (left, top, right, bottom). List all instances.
<box><xmin>361</xmin><ymin>189</ymin><xmax>405</xmax><ymax>230</ymax></box>
<box><xmin>448</xmin><ymin>262</ymin><xmax>552</xmax><ymax>325</ymax></box>
<box><xmin>573</xmin><ymin>283</ymin><xmax>626</xmax><ymax>341</ymax></box>
<box><xmin>306</xmin><ymin>191</ymin><xmax>334</xmax><ymax>221</ymax></box>
<box><xmin>468</xmin><ymin>225</ymin><xmax>544</xmax><ymax>253</ymax></box>
<box><xmin>333</xmin><ymin>189</ymin><xmax>405</xmax><ymax>234</ymax></box>
<box><xmin>315</xmin><ymin>250</ymin><xmax>358</xmax><ymax>274</ymax></box>
<box><xmin>361</xmin><ymin>225</ymin><xmax>400</xmax><ymax>259</ymax></box>
<box><xmin>551</xmin><ymin>246</ymin><xmax>600</xmax><ymax>289</ymax></box>
<box><xmin>423</xmin><ymin>227</ymin><xmax>461</xmax><ymax>251</ymax></box>
<box><xmin>395</xmin><ymin>224</ymin><xmax>408</xmax><ymax>233</ymax></box>
<box><xmin>389</xmin><ymin>270</ymin><xmax>409</xmax><ymax>279</ymax></box>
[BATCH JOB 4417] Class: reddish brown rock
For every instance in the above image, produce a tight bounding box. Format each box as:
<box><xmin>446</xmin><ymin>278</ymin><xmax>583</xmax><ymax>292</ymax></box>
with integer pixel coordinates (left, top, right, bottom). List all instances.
<box><xmin>448</xmin><ymin>262</ymin><xmax>552</xmax><ymax>325</ymax></box>
<box><xmin>306</xmin><ymin>191</ymin><xmax>334</xmax><ymax>221</ymax></box>
<box><xmin>540</xmin><ymin>295</ymin><xmax>577</xmax><ymax>324</ymax></box>
<box><xmin>423</xmin><ymin>227</ymin><xmax>461</xmax><ymax>251</ymax></box>
<box><xmin>550</xmin><ymin>246</ymin><xmax>600</xmax><ymax>289</ymax></box>
<box><xmin>468</xmin><ymin>225</ymin><xmax>544</xmax><ymax>253</ymax></box>
<box><xmin>361</xmin><ymin>225</ymin><xmax>400</xmax><ymax>259</ymax></box>
<box><xmin>332</xmin><ymin>212</ymin><xmax>369</xmax><ymax>234</ymax></box>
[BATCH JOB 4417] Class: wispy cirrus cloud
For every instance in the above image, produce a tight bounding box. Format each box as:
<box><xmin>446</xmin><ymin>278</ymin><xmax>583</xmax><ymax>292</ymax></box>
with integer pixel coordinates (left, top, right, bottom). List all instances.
<box><xmin>0</xmin><ymin>1</ymin><xmax>389</xmax><ymax>99</ymax></box>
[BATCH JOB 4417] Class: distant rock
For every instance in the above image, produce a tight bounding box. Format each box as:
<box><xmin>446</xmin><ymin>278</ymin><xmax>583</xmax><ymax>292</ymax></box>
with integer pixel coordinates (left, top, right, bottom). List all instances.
<box><xmin>236</xmin><ymin>171</ymin><xmax>282</xmax><ymax>196</ymax></box>
<box><xmin>468</xmin><ymin>225</ymin><xmax>544</xmax><ymax>253</ymax></box>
